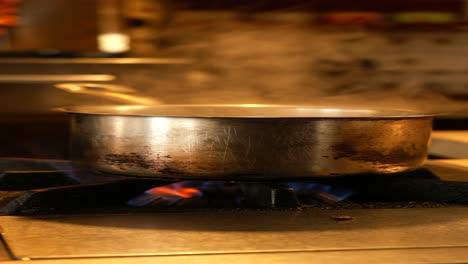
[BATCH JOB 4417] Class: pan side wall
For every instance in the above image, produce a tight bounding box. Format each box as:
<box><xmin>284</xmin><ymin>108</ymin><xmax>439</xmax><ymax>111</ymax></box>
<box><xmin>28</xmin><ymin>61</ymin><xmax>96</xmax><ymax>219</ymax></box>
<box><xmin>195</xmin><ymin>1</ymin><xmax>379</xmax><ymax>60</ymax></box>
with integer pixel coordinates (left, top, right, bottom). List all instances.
<box><xmin>69</xmin><ymin>114</ymin><xmax>432</xmax><ymax>179</ymax></box>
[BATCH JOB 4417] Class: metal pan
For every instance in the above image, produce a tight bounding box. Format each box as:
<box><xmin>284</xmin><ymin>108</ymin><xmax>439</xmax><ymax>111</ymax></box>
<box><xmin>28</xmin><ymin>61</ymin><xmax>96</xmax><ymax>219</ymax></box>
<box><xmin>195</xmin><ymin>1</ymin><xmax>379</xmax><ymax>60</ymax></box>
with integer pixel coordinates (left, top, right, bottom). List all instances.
<box><xmin>55</xmin><ymin>83</ymin><xmax>433</xmax><ymax>180</ymax></box>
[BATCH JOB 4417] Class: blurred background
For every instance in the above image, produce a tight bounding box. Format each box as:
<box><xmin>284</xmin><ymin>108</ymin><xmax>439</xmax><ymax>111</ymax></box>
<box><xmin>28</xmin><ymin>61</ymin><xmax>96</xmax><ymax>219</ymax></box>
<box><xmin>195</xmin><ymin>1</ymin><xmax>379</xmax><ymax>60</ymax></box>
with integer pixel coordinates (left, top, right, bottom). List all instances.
<box><xmin>0</xmin><ymin>0</ymin><xmax>467</xmax><ymax>158</ymax></box>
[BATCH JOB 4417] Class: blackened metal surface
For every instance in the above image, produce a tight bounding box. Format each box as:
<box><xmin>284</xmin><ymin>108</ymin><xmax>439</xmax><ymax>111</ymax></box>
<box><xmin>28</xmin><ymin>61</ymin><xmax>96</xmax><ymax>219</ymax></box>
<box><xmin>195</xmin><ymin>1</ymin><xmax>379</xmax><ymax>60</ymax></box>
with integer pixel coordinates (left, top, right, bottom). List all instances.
<box><xmin>314</xmin><ymin>168</ymin><xmax>468</xmax><ymax>204</ymax></box>
<box><xmin>0</xmin><ymin>171</ymin><xmax>78</xmax><ymax>190</ymax></box>
<box><xmin>0</xmin><ymin>158</ymin><xmax>73</xmax><ymax>171</ymax></box>
<box><xmin>433</xmin><ymin>118</ymin><xmax>468</xmax><ymax>130</ymax></box>
<box><xmin>0</xmin><ymin>115</ymin><xmax>69</xmax><ymax>159</ymax></box>
<box><xmin>0</xmin><ymin>179</ymin><xmax>172</xmax><ymax>215</ymax></box>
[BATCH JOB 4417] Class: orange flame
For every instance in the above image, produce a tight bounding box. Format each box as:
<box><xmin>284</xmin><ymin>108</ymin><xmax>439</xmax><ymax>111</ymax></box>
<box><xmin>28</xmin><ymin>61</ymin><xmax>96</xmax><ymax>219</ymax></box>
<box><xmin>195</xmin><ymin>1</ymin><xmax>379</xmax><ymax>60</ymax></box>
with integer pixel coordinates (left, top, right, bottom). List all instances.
<box><xmin>127</xmin><ymin>182</ymin><xmax>203</xmax><ymax>207</ymax></box>
<box><xmin>147</xmin><ymin>185</ymin><xmax>201</xmax><ymax>199</ymax></box>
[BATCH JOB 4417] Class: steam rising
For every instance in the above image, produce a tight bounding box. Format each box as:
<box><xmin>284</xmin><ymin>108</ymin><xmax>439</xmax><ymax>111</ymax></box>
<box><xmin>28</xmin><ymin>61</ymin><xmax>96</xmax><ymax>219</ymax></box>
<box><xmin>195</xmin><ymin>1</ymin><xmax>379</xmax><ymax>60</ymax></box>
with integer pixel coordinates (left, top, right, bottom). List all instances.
<box><xmin>117</xmin><ymin>12</ymin><xmax>467</xmax><ymax>116</ymax></box>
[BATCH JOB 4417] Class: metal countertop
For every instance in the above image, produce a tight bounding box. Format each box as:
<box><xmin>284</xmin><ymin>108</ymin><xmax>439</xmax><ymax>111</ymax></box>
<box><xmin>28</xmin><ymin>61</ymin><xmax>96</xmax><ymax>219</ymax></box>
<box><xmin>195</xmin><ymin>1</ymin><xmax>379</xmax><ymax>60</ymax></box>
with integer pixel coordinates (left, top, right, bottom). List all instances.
<box><xmin>1</xmin><ymin>207</ymin><xmax>468</xmax><ymax>261</ymax></box>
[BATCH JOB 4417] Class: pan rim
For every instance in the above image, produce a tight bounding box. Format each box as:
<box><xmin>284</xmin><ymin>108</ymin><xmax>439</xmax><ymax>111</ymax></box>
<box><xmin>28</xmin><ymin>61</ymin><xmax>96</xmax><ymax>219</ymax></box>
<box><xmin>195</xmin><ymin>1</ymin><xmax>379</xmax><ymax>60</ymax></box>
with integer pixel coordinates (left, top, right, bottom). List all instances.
<box><xmin>53</xmin><ymin>104</ymin><xmax>438</xmax><ymax>119</ymax></box>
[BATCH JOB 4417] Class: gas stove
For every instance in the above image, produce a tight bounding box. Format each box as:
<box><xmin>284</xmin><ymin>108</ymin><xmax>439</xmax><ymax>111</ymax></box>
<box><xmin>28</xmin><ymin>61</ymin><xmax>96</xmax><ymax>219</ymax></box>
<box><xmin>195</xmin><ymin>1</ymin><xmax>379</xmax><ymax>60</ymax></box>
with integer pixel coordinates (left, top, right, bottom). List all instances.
<box><xmin>0</xmin><ymin>158</ymin><xmax>468</xmax><ymax>263</ymax></box>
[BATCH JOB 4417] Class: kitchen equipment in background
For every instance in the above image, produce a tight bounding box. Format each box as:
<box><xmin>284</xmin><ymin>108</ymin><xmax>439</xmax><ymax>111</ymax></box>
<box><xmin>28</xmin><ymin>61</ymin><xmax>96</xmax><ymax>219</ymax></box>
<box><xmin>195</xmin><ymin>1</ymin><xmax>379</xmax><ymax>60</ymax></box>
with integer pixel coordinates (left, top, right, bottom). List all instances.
<box><xmin>0</xmin><ymin>0</ymin><xmax>21</xmax><ymax>49</ymax></box>
<box><xmin>391</xmin><ymin>12</ymin><xmax>459</xmax><ymax>24</ymax></box>
<box><xmin>0</xmin><ymin>0</ymin><xmax>21</xmax><ymax>28</ymax></box>
<box><xmin>313</xmin><ymin>0</ymin><xmax>463</xmax><ymax>29</ymax></box>
<box><xmin>431</xmin><ymin>131</ymin><xmax>468</xmax><ymax>158</ymax></box>
<box><xmin>316</xmin><ymin>12</ymin><xmax>384</xmax><ymax>26</ymax></box>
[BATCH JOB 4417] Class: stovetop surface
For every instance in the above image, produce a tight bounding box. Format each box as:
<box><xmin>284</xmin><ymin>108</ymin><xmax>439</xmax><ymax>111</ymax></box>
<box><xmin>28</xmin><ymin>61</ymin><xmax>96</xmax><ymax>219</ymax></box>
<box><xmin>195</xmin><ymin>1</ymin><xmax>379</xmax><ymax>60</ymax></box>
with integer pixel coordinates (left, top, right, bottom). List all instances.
<box><xmin>2</xmin><ymin>207</ymin><xmax>468</xmax><ymax>262</ymax></box>
<box><xmin>0</xmin><ymin>158</ymin><xmax>467</xmax><ymax>263</ymax></box>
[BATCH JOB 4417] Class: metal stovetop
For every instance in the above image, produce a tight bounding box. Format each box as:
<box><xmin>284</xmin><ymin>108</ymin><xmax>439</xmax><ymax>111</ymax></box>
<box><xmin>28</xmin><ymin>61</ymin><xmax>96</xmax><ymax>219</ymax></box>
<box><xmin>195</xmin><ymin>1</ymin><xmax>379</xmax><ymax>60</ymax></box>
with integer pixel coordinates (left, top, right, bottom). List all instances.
<box><xmin>0</xmin><ymin>159</ymin><xmax>468</xmax><ymax>263</ymax></box>
<box><xmin>2</xmin><ymin>207</ymin><xmax>468</xmax><ymax>263</ymax></box>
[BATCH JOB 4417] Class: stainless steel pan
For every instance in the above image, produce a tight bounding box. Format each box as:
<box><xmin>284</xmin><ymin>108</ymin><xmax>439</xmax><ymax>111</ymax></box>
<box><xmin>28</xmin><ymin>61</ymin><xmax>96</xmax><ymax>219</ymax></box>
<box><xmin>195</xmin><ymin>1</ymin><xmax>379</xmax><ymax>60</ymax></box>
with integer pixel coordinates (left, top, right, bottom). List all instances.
<box><xmin>55</xmin><ymin>83</ymin><xmax>433</xmax><ymax>180</ymax></box>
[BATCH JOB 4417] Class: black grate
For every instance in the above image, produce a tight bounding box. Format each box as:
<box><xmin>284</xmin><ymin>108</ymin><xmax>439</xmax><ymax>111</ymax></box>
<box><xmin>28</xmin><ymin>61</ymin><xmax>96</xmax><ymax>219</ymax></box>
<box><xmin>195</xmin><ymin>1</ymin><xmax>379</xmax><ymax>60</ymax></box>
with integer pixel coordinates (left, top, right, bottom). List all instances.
<box><xmin>0</xmin><ymin>158</ymin><xmax>467</xmax><ymax>215</ymax></box>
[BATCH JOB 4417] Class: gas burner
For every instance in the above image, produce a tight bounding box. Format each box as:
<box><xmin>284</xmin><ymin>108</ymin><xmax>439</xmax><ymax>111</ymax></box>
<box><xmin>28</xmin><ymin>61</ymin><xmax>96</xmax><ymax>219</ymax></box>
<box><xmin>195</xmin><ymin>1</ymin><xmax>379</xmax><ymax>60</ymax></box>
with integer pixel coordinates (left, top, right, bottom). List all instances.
<box><xmin>126</xmin><ymin>181</ymin><xmax>350</xmax><ymax>208</ymax></box>
<box><xmin>0</xmin><ymin>158</ymin><xmax>468</xmax><ymax>215</ymax></box>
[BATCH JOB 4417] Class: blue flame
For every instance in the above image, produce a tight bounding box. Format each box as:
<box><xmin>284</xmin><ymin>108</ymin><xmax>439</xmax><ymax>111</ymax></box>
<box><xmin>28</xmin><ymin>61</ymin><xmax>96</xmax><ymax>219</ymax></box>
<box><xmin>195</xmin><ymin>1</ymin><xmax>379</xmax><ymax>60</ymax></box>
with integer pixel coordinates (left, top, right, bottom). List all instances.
<box><xmin>127</xmin><ymin>181</ymin><xmax>353</xmax><ymax>207</ymax></box>
<box><xmin>287</xmin><ymin>182</ymin><xmax>352</xmax><ymax>202</ymax></box>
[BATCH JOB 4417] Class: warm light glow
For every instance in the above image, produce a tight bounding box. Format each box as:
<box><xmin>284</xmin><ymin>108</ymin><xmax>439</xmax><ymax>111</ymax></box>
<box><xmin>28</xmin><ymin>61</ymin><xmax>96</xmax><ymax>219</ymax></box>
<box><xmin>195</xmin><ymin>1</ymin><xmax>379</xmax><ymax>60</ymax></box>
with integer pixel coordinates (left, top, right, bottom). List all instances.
<box><xmin>114</xmin><ymin>105</ymin><xmax>145</xmax><ymax>111</ymax></box>
<box><xmin>55</xmin><ymin>83</ymin><xmax>156</xmax><ymax>105</ymax></box>
<box><xmin>239</xmin><ymin>104</ymin><xmax>272</xmax><ymax>107</ymax></box>
<box><xmin>98</xmin><ymin>33</ymin><xmax>130</xmax><ymax>53</ymax></box>
<box><xmin>112</xmin><ymin>117</ymin><xmax>125</xmax><ymax>137</ymax></box>
<box><xmin>181</xmin><ymin>119</ymin><xmax>197</xmax><ymax>129</ymax></box>
<box><xmin>56</xmin><ymin>83</ymin><xmax>82</xmax><ymax>93</ymax></box>
<box><xmin>320</xmin><ymin>108</ymin><xmax>342</xmax><ymax>113</ymax></box>
<box><xmin>68</xmin><ymin>86</ymin><xmax>81</xmax><ymax>92</ymax></box>
<box><xmin>150</xmin><ymin>118</ymin><xmax>172</xmax><ymax>144</ymax></box>
<box><xmin>318</xmin><ymin>108</ymin><xmax>374</xmax><ymax>114</ymax></box>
